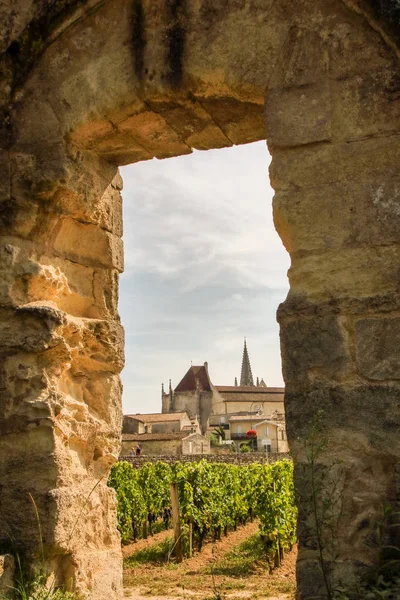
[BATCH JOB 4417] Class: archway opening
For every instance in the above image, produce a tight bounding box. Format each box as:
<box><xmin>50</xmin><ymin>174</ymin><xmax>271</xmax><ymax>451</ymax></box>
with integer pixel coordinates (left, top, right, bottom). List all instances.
<box><xmin>119</xmin><ymin>141</ymin><xmax>289</xmax><ymax>414</ymax></box>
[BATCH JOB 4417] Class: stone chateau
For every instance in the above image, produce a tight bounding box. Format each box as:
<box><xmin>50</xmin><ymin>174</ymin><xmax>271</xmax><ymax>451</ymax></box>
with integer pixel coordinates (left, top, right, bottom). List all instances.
<box><xmin>123</xmin><ymin>340</ymin><xmax>287</xmax><ymax>455</ymax></box>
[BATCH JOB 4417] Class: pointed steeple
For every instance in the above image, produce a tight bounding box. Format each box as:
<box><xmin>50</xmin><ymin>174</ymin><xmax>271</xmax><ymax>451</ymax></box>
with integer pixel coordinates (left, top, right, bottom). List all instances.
<box><xmin>256</xmin><ymin>377</ymin><xmax>259</xmax><ymax>387</ymax></box>
<box><xmin>234</xmin><ymin>377</ymin><xmax>238</xmax><ymax>386</ymax></box>
<box><xmin>240</xmin><ymin>338</ymin><xmax>254</xmax><ymax>387</ymax></box>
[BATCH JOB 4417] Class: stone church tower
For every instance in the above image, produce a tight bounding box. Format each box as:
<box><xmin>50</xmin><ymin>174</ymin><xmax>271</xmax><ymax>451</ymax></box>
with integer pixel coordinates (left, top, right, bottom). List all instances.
<box><xmin>162</xmin><ymin>363</ymin><xmax>215</xmax><ymax>434</ymax></box>
<box><xmin>240</xmin><ymin>338</ymin><xmax>254</xmax><ymax>386</ymax></box>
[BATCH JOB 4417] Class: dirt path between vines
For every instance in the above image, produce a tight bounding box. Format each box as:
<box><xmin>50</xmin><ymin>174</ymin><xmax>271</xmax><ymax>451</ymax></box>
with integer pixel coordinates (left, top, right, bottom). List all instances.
<box><xmin>123</xmin><ymin>521</ymin><xmax>296</xmax><ymax>600</ymax></box>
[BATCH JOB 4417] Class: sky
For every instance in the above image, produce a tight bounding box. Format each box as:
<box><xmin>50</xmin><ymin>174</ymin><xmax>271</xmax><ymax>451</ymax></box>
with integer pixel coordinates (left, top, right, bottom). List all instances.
<box><xmin>119</xmin><ymin>141</ymin><xmax>290</xmax><ymax>415</ymax></box>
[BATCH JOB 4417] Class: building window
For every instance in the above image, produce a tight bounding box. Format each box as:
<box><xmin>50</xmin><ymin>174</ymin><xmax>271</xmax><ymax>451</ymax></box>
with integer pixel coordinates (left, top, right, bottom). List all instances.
<box><xmin>237</xmin><ymin>425</ymin><xmax>242</xmax><ymax>434</ymax></box>
<box><xmin>220</xmin><ymin>416</ymin><xmax>225</xmax><ymax>423</ymax></box>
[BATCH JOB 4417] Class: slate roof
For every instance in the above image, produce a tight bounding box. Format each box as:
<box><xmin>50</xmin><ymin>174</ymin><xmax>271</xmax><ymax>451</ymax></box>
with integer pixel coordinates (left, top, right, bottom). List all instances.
<box><xmin>240</xmin><ymin>339</ymin><xmax>254</xmax><ymax>386</ymax></box>
<box><xmin>174</xmin><ymin>364</ymin><xmax>212</xmax><ymax>392</ymax></box>
<box><xmin>124</xmin><ymin>412</ymin><xmax>187</xmax><ymax>423</ymax></box>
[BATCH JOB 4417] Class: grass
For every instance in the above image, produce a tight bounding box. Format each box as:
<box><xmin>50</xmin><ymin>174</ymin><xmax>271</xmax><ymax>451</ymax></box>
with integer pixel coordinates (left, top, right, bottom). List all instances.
<box><xmin>123</xmin><ymin>526</ymin><xmax>297</xmax><ymax>600</ymax></box>
<box><xmin>205</xmin><ymin>534</ymin><xmax>266</xmax><ymax>578</ymax></box>
<box><xmin>124</xmin><ymin>536</ymin><xmax>175</xmax><ymax>567</ymax></box>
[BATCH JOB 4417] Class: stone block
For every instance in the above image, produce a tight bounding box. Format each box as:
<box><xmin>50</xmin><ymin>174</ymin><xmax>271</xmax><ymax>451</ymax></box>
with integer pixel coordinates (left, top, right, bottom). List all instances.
<box><xmin>332</xmin><ymin>69</ymin><xmax>400</xmax><ymax>142</ymax></box>
<box><xmin>93</xmin><ymin>268</ymin><xmax>119</xmax><ymax>319</ymax></box>
<box><xmin>200</xmin><ymin>98</ymin><xmax>265</xmax><ymax>145</ymax></box>
<box><xmin>268</xmin><ymin>27</ymin><xmax>329</xmax><ymax>89</ymax></box>
<box><xmin>284</xmin><ymin>384</ymin><xmax>400</xmax><ymax>456</ymax></box>
<box><xmin>0</xmin><ymin>554</ymin><xmax>15</xmax><ymax>594</ymax></box>
<box><xmin>273</xmin><ymin>179</ymin><xmax>400</xmax><ymax>255</ymax></box>
<box><xmin>355</xmin><ymin>317</ymin><xmax>400</xmax><ymax>380</ymax></box>
<box><xmin>0</xmin><ymin>305</ymin><xmax>65</xmax><ymax>353</ymax></box>
<box><xmin>296</xmin><ymin>558</ymin><xmax>330</xmax><ymax>600</ymax></box>
<box><xmin>288</xmin><ymin>244</ymin><xmax>400</xmax><ymax>303</ymax></box>
<box><xmin>53</xmin><ymin>218</ymin><xmax>123</xmax><ymax>272</ymax></box>
<box><xmin>265</xmin><ymin>82</ymin><xmax>331</xmax><ymax>147</ymax></box>
<box><xmin>0</xmin><ymin>150</ymin><xmax>10</xmax><ymax>202</ymax></box>
<box><xmin>90</xmin><ymin>184</ymin><xmax>123</xmax><ymax>237</ymax></box>
<box><xmin>44</xmin><ymin>257</ymin><xmax>95</xmax><ymax>318</ymax></box>
<box><xmin>118</xmin><ymin>111</ymin><xmax>192</xmax><ymax>160</ymax></box>
<box><xmin>270</xmin><ymin>134</ymin><xmax>400</xmax><ymax>193</ymax></box>
<box><xmin>148</xmin><ymin>98</ymin><xmax>232</xmax><ymax>150</ymax></box>
<box><xmin>327</xmin><ymin>14</ymin><xmax>397</xmax><ymax>80</ymax></box>
<box><xmin>70</xmin><ymin>318</ymin><xmax>125</xmax><ymax>376</ymax></box>
<box><xmin>280</xmin><ymin>315</ymin><xmax>351</xmax><ymax>383</ymax></box>
<box><xmin>94</xmin><ymin>130</ymin><xmax>153</xmax><ymax>166</ymax></box>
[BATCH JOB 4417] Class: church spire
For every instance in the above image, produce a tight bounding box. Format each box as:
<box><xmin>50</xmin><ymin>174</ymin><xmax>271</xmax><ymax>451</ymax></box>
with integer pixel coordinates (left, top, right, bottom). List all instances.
<box><xmin>240</xmin><ymin>338</ymin><xmax>254</xmax><ymax>387</ymax></box>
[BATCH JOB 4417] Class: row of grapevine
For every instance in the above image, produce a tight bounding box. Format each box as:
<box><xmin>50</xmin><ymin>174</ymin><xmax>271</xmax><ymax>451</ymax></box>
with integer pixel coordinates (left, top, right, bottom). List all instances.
<box><xmin>107</xmin><ymin>459</ymin><xmax>297</xmax><ymax>562</ymax></box>
<box><xmin>107</xmin><ymin>461</ymin><xmax>171</xmax><ymax>541</ymax></box>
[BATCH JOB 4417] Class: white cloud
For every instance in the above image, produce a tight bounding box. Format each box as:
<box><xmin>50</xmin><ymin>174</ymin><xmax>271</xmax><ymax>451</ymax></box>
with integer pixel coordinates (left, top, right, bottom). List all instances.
<box><xmin>119</xmin><ymin>141</ymin><xmax>290</xmax><ymax>414</ymax></box>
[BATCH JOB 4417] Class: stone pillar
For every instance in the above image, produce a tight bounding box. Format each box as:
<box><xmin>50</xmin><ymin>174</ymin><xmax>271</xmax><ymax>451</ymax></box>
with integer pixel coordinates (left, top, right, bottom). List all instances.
<box><xmin>267</xmin><ymin>39</ymin><xmax>400</xmax><ymax>598</ymax></box>
<box><xmin>0</xmin><ymin>147</ymin><xmax>124</xmax><ymax>598</ymax></box>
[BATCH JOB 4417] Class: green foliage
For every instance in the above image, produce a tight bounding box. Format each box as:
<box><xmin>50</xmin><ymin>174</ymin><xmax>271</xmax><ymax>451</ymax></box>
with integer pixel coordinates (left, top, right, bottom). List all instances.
<box><xmin>212</xmin><ymin>426</ymin><xmax>226</xmax><ymax>442</ymax></box>
<box><xmin>108</xmin><ymin>459</ymin><xmax>297</xmax><ymax>565</ymax></box>
<box><xmin>250</xmin><ymin>460</ymin><xmax>297</xmax><ymax>558</ymax></box>
<box><xmin>123</xmin><ymin>536</ymin><xmax>174</xmax><ymax>567</ymax></box>
<box><xmin>239</xmin><ymin>443</ymin><xmax>251</xmax><ymax>453</ymax></box>
<box><xmin>207</xmin><ymin>534</ymin><xmax>266</xmax><ymax>577</ymax></box>
<box><xmin>108</xmin><ymin>461</ymin><xmax>171</xmax><ymax>542</ymax></box>
<box><xmin>2</xmin><ymin>559</ymin><xmax>80</xmax><ymax>600</ymax></box>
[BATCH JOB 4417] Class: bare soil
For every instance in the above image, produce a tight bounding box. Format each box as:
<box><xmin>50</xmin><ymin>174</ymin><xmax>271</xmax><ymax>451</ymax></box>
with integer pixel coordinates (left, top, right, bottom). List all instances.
<box><xmin>123</xmin><ymin>521</ymin><xmax>297</xmax><ymax>600</ymax></box>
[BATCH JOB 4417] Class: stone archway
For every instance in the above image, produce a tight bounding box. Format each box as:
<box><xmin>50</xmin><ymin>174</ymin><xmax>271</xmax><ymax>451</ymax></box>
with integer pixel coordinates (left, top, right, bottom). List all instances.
<box><xmin>1</xmin><ymin>1</ymin><xmax>400</xmax><ymax>598</ymax></box>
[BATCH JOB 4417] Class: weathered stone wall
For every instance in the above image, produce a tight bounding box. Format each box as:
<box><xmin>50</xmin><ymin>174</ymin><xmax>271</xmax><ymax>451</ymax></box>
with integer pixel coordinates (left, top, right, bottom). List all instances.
<box><xmin>121</xmin><ymin>438</ymin><xmax>183</xmax><ymax>456</ymax></box>
<box><xmin>0</xmin><ymin>0</ymin><xmax>399</xmax><ymax>598</ymax></box>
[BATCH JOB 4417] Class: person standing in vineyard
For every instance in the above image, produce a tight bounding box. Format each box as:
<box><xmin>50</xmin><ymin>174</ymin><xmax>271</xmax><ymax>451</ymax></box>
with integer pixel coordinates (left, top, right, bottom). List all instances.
<box><xmin>135</xmin><ymin>444</ymin><xmax>141</xmax><ymax>456</ymax></box>
<box><xmin>163</xmin><ymin>507</ymin><xmax>172</xmax><ymax>529</ymax></box>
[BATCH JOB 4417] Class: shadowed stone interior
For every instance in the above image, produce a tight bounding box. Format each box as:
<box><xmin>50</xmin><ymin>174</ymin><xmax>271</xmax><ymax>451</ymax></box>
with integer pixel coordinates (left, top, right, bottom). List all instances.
<box><xmin>0</xmin><ymin>1</ymin><xmax>400</xmax><ymax>598</ymax></box>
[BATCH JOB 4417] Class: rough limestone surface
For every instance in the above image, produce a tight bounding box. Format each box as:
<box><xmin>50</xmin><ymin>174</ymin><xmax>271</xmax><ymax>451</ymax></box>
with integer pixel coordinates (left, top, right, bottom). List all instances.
<box><xmin>0</xmin><ymin>554</ymin><xmax>15</xmax><ymax>595</ymax></box>
<box><xmin>0</xmin><ymin>1</ymin><xmax>400</xmax><ymax>599</ymax></box>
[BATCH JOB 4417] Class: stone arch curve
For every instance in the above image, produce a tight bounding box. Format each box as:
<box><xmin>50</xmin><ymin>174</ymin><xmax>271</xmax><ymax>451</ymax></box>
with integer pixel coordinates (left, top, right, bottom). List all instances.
<box><xmin>1</xmin><ymin>1</ymin><xmax>400</xmax><ymax>598</ymax></box>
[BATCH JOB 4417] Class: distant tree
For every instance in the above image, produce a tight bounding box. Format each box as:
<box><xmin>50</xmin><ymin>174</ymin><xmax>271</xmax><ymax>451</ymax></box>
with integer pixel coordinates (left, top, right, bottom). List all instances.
<box><xmin>213</xmin><ymin>425</ymin><xmax>226</xmax><ymax>441</ymax></box>
<box><xmin>240</xmin><ymin>442</ymin><xmax>251</xmax><ymax>453</ymax></box>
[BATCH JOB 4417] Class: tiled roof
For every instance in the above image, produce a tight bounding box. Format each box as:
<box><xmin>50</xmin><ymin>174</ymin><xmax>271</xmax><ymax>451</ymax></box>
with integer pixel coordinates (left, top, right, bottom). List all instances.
<box><xmin>122</xmin><ymin>432</ymin><xmax>187</xmax><ymax>441</ymax></box>
<box><xmin>124</xmin><ymin>412</ymin><xmax>187</xmax><ymax>423</ymax></box>
<box><xmin>175</xmin><ymin>365</ymin><xmax>212</xmax><ymax>392</ymax></box>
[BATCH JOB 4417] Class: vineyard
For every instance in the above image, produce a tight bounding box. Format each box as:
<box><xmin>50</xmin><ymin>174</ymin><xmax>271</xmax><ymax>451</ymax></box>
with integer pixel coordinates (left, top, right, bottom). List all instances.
<box><xmin>108</xmin><ymin>459</ymin><xmax>297</xmax><ymax>568</ymax></box>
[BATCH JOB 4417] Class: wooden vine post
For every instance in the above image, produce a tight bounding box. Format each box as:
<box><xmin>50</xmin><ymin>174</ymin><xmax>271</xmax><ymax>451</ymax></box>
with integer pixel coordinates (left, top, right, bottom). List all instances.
<box><xmin>189</xmin><ymin>520</ymin><xmax>193</xmax><ymax>558</ymax></box>
<box><xmin>170</xmin><ymin>483</ymin><xmax>183</xmax><ymax>562</ymax></box>
<box><xmin>273</xmin><ymin>480</ymin><xmax>281</xmax><ymax>568</ymax></box>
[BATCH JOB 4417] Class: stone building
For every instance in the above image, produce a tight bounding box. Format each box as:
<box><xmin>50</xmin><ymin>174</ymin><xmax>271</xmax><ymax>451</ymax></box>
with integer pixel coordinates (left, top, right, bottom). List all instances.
<box><xmin>161</xmin><ymin>363</ymin><xmax>224</xmax><ymax>434</ymax></box>
<box><xmin>123</xmin><ymin>412</ymin><xmax>195</xmax><ymax>435</ymax></box>
<box><xmin>121</xmin><ymin>431</ymin><xmax>210</xmax><ymax>456</ymax></box>
<box><xmin>228</xmin><ymin>415</ymin><xmax>288</xmax><ymax>453</ymax></box>
<box><xmin>163</xmin><ymin>341</ymin><xmax>285</xmax><ymax>433</ymax></box>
